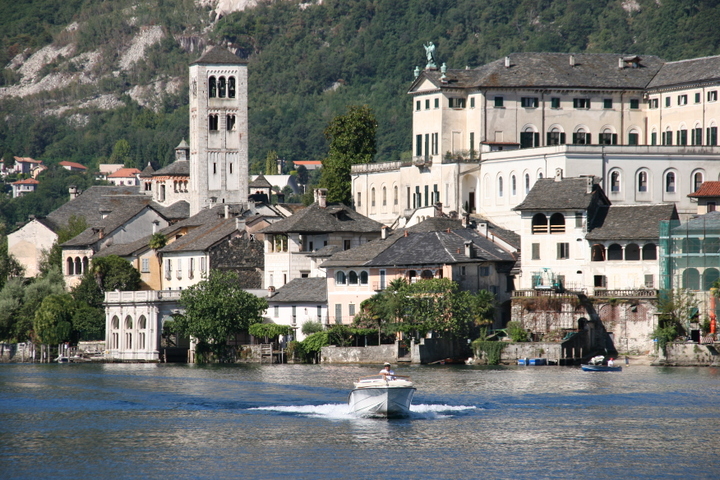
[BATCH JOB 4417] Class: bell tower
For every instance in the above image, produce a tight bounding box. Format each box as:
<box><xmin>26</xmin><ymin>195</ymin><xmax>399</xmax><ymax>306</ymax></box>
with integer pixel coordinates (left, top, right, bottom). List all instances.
<box><xmin>188</xmin><ymin>46</ymin><xmax>249</xmax><ymax>215</ymax></box>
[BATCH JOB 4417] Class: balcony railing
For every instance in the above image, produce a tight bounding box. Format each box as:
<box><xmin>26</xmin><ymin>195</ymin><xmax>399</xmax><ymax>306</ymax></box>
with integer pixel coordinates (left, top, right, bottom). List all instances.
<box><xmin>593</xmin><ymin>289</ymin><xmax>658</xmax><ymax>298</ymax></box>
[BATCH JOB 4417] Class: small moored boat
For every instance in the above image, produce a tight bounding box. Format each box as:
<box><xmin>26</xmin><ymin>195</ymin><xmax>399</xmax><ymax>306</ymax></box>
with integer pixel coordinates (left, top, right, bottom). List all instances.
<box><xmin>581</xmin><ymin>364</ymin><xmax>622</xmax><ymax>372</ymax></box>
<box><xmin>348</xmin><ymin>375</ymin><xmax>416</xmax><ymax>418</ymax></box>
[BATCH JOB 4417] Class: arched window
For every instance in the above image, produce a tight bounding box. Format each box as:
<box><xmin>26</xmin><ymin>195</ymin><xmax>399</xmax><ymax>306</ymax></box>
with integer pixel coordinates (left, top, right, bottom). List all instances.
<box><xmin>371</xmin><ymin>188</ymin><xmax>376</xmax><ymax>207</ymax></box>
<box><xmin>421</xmin><ymin>269</ymin><xmax>434</xmax><ymax>279</ymax></box>
<box><xmin>335</xmin><ymin>271</ymin><xmax>346</xmax><ymax>285</ymax></box>
<box><xmin>83</xmin><ymin>257</ymin><xmax>89</xmax><ymax>273</ymax></box>
<box><xmin>393</xmin><ymin>186</ymin><xmax>398</xmax><ymax>205</ymax></box>
<box><xmin>67</xmin><ymin>257</ymin><xmax>74</xmax><ymax>275</ymax></box>
<box><xmin>628</xmin><ymin>129</ymin><xmax>639</xmax><ymax>145</ymax></box>
<box><xmin>704</xmin><ymin>268</ymin><xmax>720</xmax><ymax>290</ymax></box>
<box><xmin>382</xmin><ymin>187</ymin><xmax>387</xmax><ymax>206</ymax></box>
<box><xmin>591</xmin><ymin>244</ymin><xmax>606</xmax><ymax>261</ymax></box>
<box><xmin>228</xmin><ymin>76</ymin><xmax>236</xmax><ymax>98</ymax></box>
<box><xmin>608</xmin><ymin>244</ymin><xmax>623</xmax><ymax>260</ymax></box>
<box><xmin>666</xmin><ymin>172</ymin><xmax>676</xmax><ymax>193</ymax></box>
<box><xmin>511</xmin><ymin>175</ymin><xmax>517</xmax><ymax>196</ymax></box>
<box><xmin>638</xmin><ymin>171</ymin><xmax>648</xmax><ymax>192</ymax></box>
<box><xmin>74</xmin><ymin>257</ymin><xmax>82</xmax><ymax>275</ymax></box>
<box><xmin>111</xmin><ymin>316</ymin><xmax>120</xmax><ymax>349</ymax></box>
<box><xmin>348</xmin><ymin>271</ymin><xmax>358</xmax><ymax>285</ymax></box>
<box><xmin>694</xmin><ymin>171</ymin><xmax>704</xmax><ymax>192</ymax></box>
<box><xmin>208</xmin><ymin>76</ymin><xmax>217</xmax><ymax>98</ymax></box>
<box><xmin>218</xmin><ymin>76</ymin><xmax>226</xmax><ymax>98</ymax></box>
<box><xmin>525</xmin><ymin>173</ymin><xmax>530</xmax><ymax>194</ymax></box>
<box><xmin>610</xmin><ymin>171</ymin><xmax>621</xmax><ymax>192</ymax></box>
<box><xmin>407</xmin><ymin>270</ymin><xmax>417</xmax><ymax>283</ymax></box>
<box><xmin>625</xmin><ymin>243</ymin><xmax>640</xmax><ymax>260</ymax></box>
<box><xmin>683</xmin><ymin>268</ymin><xmax>700</xmax><ymax>290</ymax></box>
<box><xmin>498</xmin><ymin>177</ymin><xmax>503</xmax><ymax>197</ymax></box>
<box><xmin>643</xmin><ymin>243</ymin><xmax>657</xmax><ymax>260</ymax></box>
<box><xmin>532</xmin><ymin>213</ymin><xmax>548</xmax><ymax>234</ymax></box>
<box><xmin>359</xmin><ymin>271</ymin><xmax>368</xmax><ymax>285</ymax></box>
<box><xmin>550</xmin><ymin>213</ymin><xmax>565</xmax><ymax>234</ymax></box>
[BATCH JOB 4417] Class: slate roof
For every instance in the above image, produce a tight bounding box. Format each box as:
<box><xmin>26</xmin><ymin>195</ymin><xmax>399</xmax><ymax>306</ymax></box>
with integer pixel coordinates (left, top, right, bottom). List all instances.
<box><xmin>249</xmin><ymin>174</ymin><xmax>272</xmax><ymax>188</ymax></box>
<box><xmin>267</xmin><ymin>277</ymin><xmax>327</xmax><ymax>304</ymax></box>
<box><xmin>191</xmin><ymin>46</ymin><xmax>247</xmax><ymax>65</ymax></box>
<box><xmin>40</xmin><ymin>185</ymin><xmax>142</xmax><ymax>232</ymax></box>
<box><xmin>671</xmin><ymin>211</ymin><xmax>720</xmax><ymax>234</ymax></box>
<box><xmin>139</xmin><ymin>162</ymin><xmax>155</xmax><ymax>178</ymax></box>
<box><xmin>159</xmin><ymin>217</ymin><xmax>240</xmax><ymax>253</ymax></box>
<box><xmin>585</xmin><ymin>204</ymin><xmax>678</xmax><ymax>241</ymax></box>
<box><xmin>153</xmin><ymin>158</ymin><xmax>189</xmax><ymax>176</ymax></box>
<box><xmin>513</xmin><ymin>177</ymin><xmax>606</xmax><ymax>211</ymax></box>
<box><xmin>647</xmin><ymin>55</ymin><xmax>720</xmax><ymax>89</ymax></box>
<box><xmin>688</xmin><ymin>181</ymin><xmax>720</xmax><ymax>198</ymax></box>
<box><xmin>260</xmin><ymin>203</ymin><xmax>383</xmax><ymax>234</ymax></box>
<box><xmin>160</xmin><ymin>201</ymin><xmax>190</xmax><ymax>221</ymax></box>
<box><xmin>321</xmin><ymin>221</ymin><xmax>516</xmax><ymax>269</ymax></box>
<box><xmin>414</xmin><ymin>53</ymin><xmax>665</xmax><ymax>91</ymax></box>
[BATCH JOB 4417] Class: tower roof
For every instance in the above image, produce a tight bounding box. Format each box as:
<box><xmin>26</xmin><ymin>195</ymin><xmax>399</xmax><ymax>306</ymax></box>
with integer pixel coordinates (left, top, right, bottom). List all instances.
<box><xmin>191</xmin><ymin>46</ymin><xmax>247</xmax><ymax>66</ymax></box>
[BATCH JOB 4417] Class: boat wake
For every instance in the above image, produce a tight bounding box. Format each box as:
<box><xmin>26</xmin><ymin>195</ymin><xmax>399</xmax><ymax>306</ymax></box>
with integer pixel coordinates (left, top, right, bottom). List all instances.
<box><xmin>249</xmin><ymin>403</ymin><xmax>478</xmax><ymax>420</ymax></box>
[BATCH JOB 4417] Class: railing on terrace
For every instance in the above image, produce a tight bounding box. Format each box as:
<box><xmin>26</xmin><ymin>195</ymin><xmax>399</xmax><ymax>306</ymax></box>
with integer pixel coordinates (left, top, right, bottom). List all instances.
<box><xmin>593</xmin><ymin>289</ymin><xmax>658</xmax><ymax>298</ymax></box>
<box><xmin>513</xmin><ymin>289</ymin><xmax>583</xmax><ymax>298</ymax></box>
<box><xmin>350</xmin><ymin>160</ymin><xmax>409</xmax><ymax>174</ymax></box>
<box><xmin>105</xmin><ymin>290</ymin><xmax>183</xmax><ymax>303</ymax></box>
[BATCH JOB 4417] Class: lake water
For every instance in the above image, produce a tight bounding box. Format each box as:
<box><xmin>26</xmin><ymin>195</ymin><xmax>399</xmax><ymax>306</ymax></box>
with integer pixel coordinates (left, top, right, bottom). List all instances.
<box><xmin>1</xmin><ymin>362</ymin><xmax>719</xmax><ymax>479</ymax></box>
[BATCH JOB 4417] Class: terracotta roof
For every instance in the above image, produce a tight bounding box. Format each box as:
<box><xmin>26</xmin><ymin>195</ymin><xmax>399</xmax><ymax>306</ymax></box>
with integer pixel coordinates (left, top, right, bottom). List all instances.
<box><xmin>14</xmin><ymin>156</ymin><xmax>42</xmax><ymax>164</ymax></box>
<box><xmin>191</xmin><ymin>46</ymin><xmax>247</xmax><ymax>65</ymax></box>
<box><xmin>59</xmin><ymin>161</ymin><xmax>87</xmax><ymax>170</ymax></box>
<box><xmin>688</xmin><ymin>181</ymin><xmax>720</xmax><ymax>198</ymax></box>
<box><xmin>108</xmin><ymin>168</ymin><xmax>141</xmax><ymax>178</ymax></box>
<box><xmin>12</xmin><ymin>178</ymin><xmax>39</xmax><ymax>185</ymax></box>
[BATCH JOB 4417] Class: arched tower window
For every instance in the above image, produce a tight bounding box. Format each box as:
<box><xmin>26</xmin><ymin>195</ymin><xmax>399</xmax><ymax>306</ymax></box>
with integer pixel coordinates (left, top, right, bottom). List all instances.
<box><xmin>218</xmin><ymin>76</ymin><xmax>227</xmax><ymax>98</ymax></box>
<box><xmin>208</xmin><ymin>76</ymin><xmax>217</xmax><ymax>98</ymax></box>
<box><xmin>228</xmin><ymin>76</ymin><xmax>236</xmax><ymax>98</ymax></box>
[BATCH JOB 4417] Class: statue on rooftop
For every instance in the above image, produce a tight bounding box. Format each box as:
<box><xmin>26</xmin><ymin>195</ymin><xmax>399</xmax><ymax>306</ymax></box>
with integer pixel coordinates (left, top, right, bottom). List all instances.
<box><xmin>424</xmin><ymin>42</ymin><xmax>437</xmax><ymax>69</ymax></box>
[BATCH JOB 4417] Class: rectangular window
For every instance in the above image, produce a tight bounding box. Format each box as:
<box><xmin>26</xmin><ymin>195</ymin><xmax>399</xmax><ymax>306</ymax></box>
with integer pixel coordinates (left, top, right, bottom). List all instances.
<box><xmin>708</xmin><ymin>126</ymin><xmax>718</xmax><ymax>146</ymax></box>
<box><xmin>449</xmin><ymin>98</ymin><xmax>466</xmax><ymax>108</ymax></box>
<box><xmin>692</xmin><ymin>128</ymin><xmax>703</xmax><ymax>145</ymax></box>
<box><xmin>695</xmin><ymin>92</ymin><xmax>701</xmax><ymax>104</ymax></box>
<box><xmin>650</xmin><ymin>98</ymin><xmax>659</xmax><ymax>109</ymax></box>
<box><xmin>708</xmin><ymin>202</ymin><xmax>716</xmax><ymax>212</ymax></box>
<box><xmin>416</xmin><ymin>100</ymin><xmax>421</xmax><ymax>111</ymax></box>
<box><xmin>424</xmin><ymin>185</ymin><xmax>429</xmax><ymax>207</ymax></box>
<box><xmin>678</xmin><ymin>94</ymin><xmax>688</xmax><ymax>106</ymax></box>
<box><xmin>557</xmin><ymin>243</ymin><xmax>570</xmax><ymax>259</ymax></box>
<box><xmin>531</xmin><ymin>243</ymin><xmax>540</xmax><ymax>260</ymax></box>
<box><xmin>494</xmin><ymin>96</ymin><xmax>504</xmax><ymax>107</ymax></box>
<box><xmin>630</xmin><ymin>99</ymin><xmax>640</xmax><ymax>109</ymax></box>
<box><xmin>575</xmin><ymin>212</ymin><xmax>583</xmax><ymax>228</ymax></box>
<box><xmin>603</xmin><ymin>98</ymin><xmax>613</xmax><ymax>109</ymax></box>
<box><xmin>469</xmin><ymin>132</ymin><xmax>475</xmax><ymax>154</ymax></box>
<box><xmin>415</xmin><ymin>134</ymin><xmax>422</xmax><ymax>156</ymax></box>
<box><xmin>425</xmin><ymin>99</ymin><xmax>430</xmax><ymax>110</ymax></box>
<box><xmin>291</xmin><ymin>306</ymin><xmax>297</xmax><ymax>324</ymax></box>
<box><xmin>479</xmin><ymin>266</ymin><xmax>490</xmax><ymax>277</ymax></box>
<box><xmin>520</xmin><ymin>132</ymin><xmax>539</xmax><ymax>148</ymax></box>
<box><xmin>470</xmin><ymin>97</ymin><xmax>476</xmax><ymax>108</ymax></box>
<box><xmin>343</xmin><ymin>240</ymin><xmax>351</xmax><ymax>250</ymax></box>
<box><xmin>599</xmin><ymin>133</ymin><xmax>618</xmax><ymax>145</ymax></box>
<box><xmin>226</xmin><ymin>115</ymin><xmax>236</xmax><ymax>131</ymax></box>
<box><xmin>651</xmin><ymin>131</ymin><xmax>657</xmax><ymax>145</ymax></box>
<box><xmin>141</xmin><ymin>258</ymin><xmax>150</xmax><ymax>273</ymax></box>
<box><xmin>348</xmin><ymin>304</ymin><xmax>355</xmax><ymax>318</ymax></box>
<box><xmin>547</xmin><ymin>131</ymin><xmax>565</xmax><ymax>145</ymax></box>
<box><xmin>335</xmin><ymin>304</ymin><xmax>342</xmax><ymax>324</ymax></box>
<box><xmin>209</xmin><ymin>115</ymin><xmax>219</xmax><ymax>131</ymax></box>
<box><xmin>521</xmin><ymin>97</ymin><xmax>538</xmax><ymax>108</ymax></box>
<box><xmin>573</xmin><ymin>98</ymin><xmax>590</xmax><ymax>109</ymax></box>
<box><xmin>665</xmin><ymin>97</ymin><xmax>671</xmax><ymax>107</ymax></box>
<box><xmin>572</xmin><ymin>132</ymin><xmax>591</xmax><ymax>144</ymax></box>
<box><xmin>709</xmin><ymin>91</ymin><xmax>718</xmax><ymax>102</ymax></box>
<box><xmin>434</xmin><ymin>98</ymin><xmax>439</xmax><ymax>108</ymax></box>
<box><xmin>677</xmin><ymin>129</ymin><xmax>688</xmax><ymax>146</ymax></box>
<box><xmin>594</xmin><ymin>275</ymin><xmax>607</xmax><ymax>288</ymax></box>
<box><xmin>200</xmin><ymin>257</ymin><xmax>206</xmax><ymax>273</ymax></box>
<box><xmin>628</xmin><ymin>133</ymin><xmax>639</xmax><ymax>145</ymax></box>
<box><xmin>356</xmin><ymin>192</ymin><xmax>362</xmax><ymax>207</ymax></box>
<box><xmin>644</xmin><ymin>274</ymin><xmax>654</xmax><ymax>288</ymax></box>
<box><xmin>551</xmin><ymin>97</ymin><xmax>560</xmax><ymax>109</ymax></box>
<box><xmin>317</xmin><ymin>306</ymin><xmax>322</xmax><ymax>321</ymax></box>
<box><xmin>274</xmin><ymin>305</ymin><xmax>279</xmax><ymax>318</ymax></box>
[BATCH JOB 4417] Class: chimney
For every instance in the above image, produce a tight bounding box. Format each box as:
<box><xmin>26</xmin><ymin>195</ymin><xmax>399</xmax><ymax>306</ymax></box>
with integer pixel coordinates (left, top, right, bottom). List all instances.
<box><xmin>434</xmin><ymin>202</ymin><xmax>443</xmax><ymax>217</ymax></box>
<box><xmin>317</xmin><ymin>188</ymin><xmax>327</xmax><ymax>208</ymax></box>
<box><xmin>618</xmin><ymin>58</ymin><xmax>624</xmax><ymax>69</ymax></box>
<box><xmin>381</xmin><ymin>226</ymin><xmax>388</xmax><ymax>240</ymax></box>
<box><xmin>464</xmin><ymin>241</ymin><xmax>473</xmax><ymax>258</ymax></box>
<box><xmin>586</xmin><ymin>176</ymin><xmax>594</xmax><ymax>194</ymax></box>
<box><xmin>404</xmin><ymin>230</ymin><xmax>409</xmax><ymax>237</ymax></box>
<box><xmin>152</xmin><ymin>220</ymin><xmax>160</xmax><ymax>234</ymax></box>
<box><xmin>554</xmin><ymin>168</ymin><xmax>563</xmax><ymax>182</ymax></box>
<box><xmin>224</xmin><ymin>204</ymin><xmax>230</xmax><ymax>219</ymax></box>
<box><xmin>569</xmin><ymin>55</ymin><xmax>575</xmax><ymax>67</ymax></box>
<box><xmin>504</xmin><ymin>56</ymin><xmax>511</xmax><ymax>68</ymax></box>
<box><xmin>478</xmin><ymin>222</ymin><xmax>489</xmax><ymax>237</ymax></box>
<box><xmin>68</xmin><ymin>185</ymin><xmax>79</xmax><ymax>200</ymax></box>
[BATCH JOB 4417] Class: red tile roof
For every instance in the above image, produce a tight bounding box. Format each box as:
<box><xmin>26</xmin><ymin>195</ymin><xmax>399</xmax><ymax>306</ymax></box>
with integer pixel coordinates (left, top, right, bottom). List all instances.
<box><xmin>12</xmin><ymin>178</ymin><xmax>39</xmax><ymax>185</ymax></box>
<box><xmin>688</xmin><ymin>181</ymin><xmax>720</xmax><ymax>197</ymax></box>
<box><xmin>108</xmin><ymin>168</ymin><xmax>141</xmax><ymax>178</ymax></box>
<box><xmin>59</xmin><ymin>160</ymin><xmax>88</xmax><ymax>170</ymax></box>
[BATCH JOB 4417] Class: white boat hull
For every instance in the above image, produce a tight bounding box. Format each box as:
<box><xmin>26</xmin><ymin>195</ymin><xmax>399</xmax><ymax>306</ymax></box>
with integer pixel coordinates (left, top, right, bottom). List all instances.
<box><xmin>348</xmin><ymin>386</ymin><xmax>415</xmax><ymax>418</ymax></box>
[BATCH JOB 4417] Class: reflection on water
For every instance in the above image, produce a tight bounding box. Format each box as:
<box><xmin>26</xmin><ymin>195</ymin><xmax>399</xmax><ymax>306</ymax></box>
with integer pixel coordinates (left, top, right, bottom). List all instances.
<box><xmin>1</xmin><ymin>363</ymin><xmax>720</xmax><ymax>479</ymax></box>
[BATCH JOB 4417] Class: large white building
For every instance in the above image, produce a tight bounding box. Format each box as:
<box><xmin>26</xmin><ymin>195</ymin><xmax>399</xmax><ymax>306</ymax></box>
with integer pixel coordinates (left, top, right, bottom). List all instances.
<box><xmin>352</xmin><ymin>53</ymin><xmax>720</xmax><ymax>232</ymax></box>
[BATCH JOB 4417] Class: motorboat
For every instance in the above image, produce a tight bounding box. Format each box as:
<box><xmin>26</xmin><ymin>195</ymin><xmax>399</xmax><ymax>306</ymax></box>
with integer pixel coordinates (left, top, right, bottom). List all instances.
<box><xmin>581</xmin><ymin>364</ymin><xmax>622</xmax><ymax>372</ymax></box>
<box><xmin>348</xmin><ymin>375</ymin><xmax>416</xmax><ymax>418</ymax></box>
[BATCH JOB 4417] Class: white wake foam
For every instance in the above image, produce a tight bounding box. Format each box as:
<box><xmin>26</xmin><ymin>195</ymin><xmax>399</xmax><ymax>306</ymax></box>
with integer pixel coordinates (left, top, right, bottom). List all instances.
<box><xmin>250</xmin><ymin>403</ymin><xmax>478</xmax><ymax>420</ymax></box>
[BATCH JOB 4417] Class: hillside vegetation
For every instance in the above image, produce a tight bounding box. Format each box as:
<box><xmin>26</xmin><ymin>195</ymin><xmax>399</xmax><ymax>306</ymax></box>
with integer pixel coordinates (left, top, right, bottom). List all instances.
<box><xmin>1</xmin><ymin>0</ymin><xmax>720</xmax><ymax>225</ymax></box>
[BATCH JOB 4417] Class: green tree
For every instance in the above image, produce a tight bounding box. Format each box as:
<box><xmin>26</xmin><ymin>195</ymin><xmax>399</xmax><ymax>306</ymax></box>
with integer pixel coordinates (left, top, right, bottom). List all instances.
<box><xmin>15</xmin><ymin>267</ymin><xmax>66</xmax><ymax>341</ymax></box>
<box><xmin>70</xmin><ymin>271</ymin><xmax>106</xmax><ymax>341</ymax></box>
<box><xmin>264</xmin><ymin>150</ymin><xmax>278</xmax><ymax>175</ymax></box>
<box><xmin>174</xmin><ymin>270</ymin><xmax>268</xmax><ymax>362</ymax></box>
<box><xmin>33</xmin><ymin>293</ymin><xmax>74</xmax><ymax>344</ymax></box>
<box><xmin>148</xmin><ymin>232</ymin><xmax>167</xmax><ymax>250</ymax></box>
<box><xmin>109</xmin><ymin>139</ymin><xmax>133</xmax><ymax>167</ymax></box>
<box><xmin>0</xmin><ymin>278</ymin><xmax>24</xmax><ymax>341</ymax></box>
<box><xmin>320</xmin><ymin>105</ymin><xmax>377</xmax><ymax>204</ymax></box>
<box><xmin>653</xmin><ymin>288</ymin><xmax>697</xmax><ymax>355</ymax></box>
<box><xmin>90</xmin><ymin>255</ymin><xmax>141</xmax><ymax>291</ymax></box>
